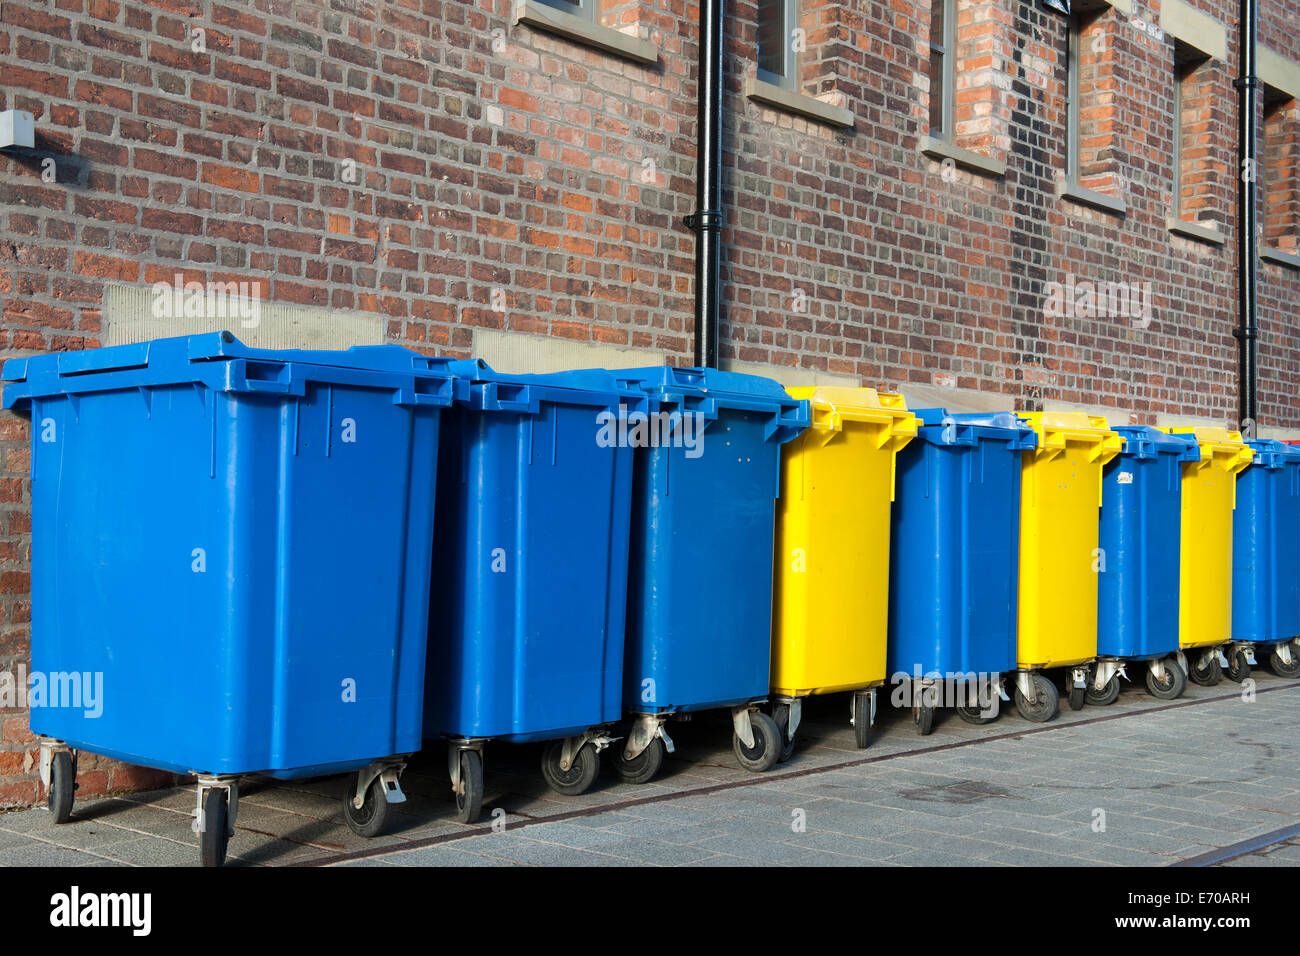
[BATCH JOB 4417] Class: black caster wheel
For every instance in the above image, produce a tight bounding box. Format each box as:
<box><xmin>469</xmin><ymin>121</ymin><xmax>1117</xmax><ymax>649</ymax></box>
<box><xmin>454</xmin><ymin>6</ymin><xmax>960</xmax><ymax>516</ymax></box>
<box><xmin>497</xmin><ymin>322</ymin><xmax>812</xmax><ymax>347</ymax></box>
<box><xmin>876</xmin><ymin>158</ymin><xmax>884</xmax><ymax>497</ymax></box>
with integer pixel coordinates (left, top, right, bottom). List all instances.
<box><xmin>772</xmin><ymin>703</ymin><xmax>796</xmax><ymax>762</ymax></box>
<box><xmin>541</xmin><ymin>740</ymin><xmax>600</xmax><ymax>795</ymax></box>
<box><xmin>199</xmin><ymin>787</ymin><xmax>230</xmax><ymax>868</ymax></box>
<box><xmin>47</xmin><ymin>751</ymin><xmax>74</xmax><ymax>825</ymax></box>
<box><xmin>1226</xmin><ymin>649</ymin><xmax>1251</xmax><ymax>683</ymax></box>
<box><xmin>1014</xmin><ymin>673</ymin><xmax>1059</xmax><ymax>722</ymax></box>
<box><xmin>1268</xmin><ymin>647</ymin><xmax>1300</xmax><ymax>679</ymax></box>
<box><xmin>1086</xmin><ymin>674</ymin><xmax>1120</xmax><ymax>706</ymax></box>
<box><xmin>1146</xmin><ymin>658</ymin><xmax>1187</xmax><ymax>700</ymax></box>
<box><xmin>956</xmin><ymin>696</ymin><xmax>998</xmax><ymax>724</ymax></box>
<box><xmin>611</xmin><ymin>736</ymin><xmax>665</xmax><ymax>784</ymax></box>
<box><xmin>852</xmin><ymin>692</ymin><xmax>875</xmax><ymax>747</ymax></box>
<box><xmin>733</xmin><ymin>711</ymin><xmax>781</xmax><ymax>772</ymax></box>
<box><xmin>454</xmin><ymin>750</ymin><xmax>484</xmax><ymax>823</ymax></box>
<box><xmin>343</xmin><ymin>772</ymin><xmax>393</xmax><ymax>838</ymax></box>
<box><xmin>914</xmin><ymin>703</ymin><xmax>935</xmax><ymax>736</ymax></box>
<box><xmin>1067</xmin><ymin>681</ymin><xmax>1086</xmax><ymax>711</ymax></box>
<box><xmin>1188</xmin><ymin>653</ymin><xmax>1222</xmax><ymax>686</ymax></box>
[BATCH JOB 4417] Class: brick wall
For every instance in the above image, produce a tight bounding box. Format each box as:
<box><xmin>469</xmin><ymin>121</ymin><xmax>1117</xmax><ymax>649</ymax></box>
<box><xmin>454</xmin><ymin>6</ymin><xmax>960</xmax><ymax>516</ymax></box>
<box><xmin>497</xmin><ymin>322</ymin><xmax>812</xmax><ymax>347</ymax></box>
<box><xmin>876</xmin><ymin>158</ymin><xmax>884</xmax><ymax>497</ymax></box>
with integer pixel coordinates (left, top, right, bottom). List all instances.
<box><xmin>1</xmin><ymin>0</ymin><xmax>1299</xmax><ymax>806</ymax></box>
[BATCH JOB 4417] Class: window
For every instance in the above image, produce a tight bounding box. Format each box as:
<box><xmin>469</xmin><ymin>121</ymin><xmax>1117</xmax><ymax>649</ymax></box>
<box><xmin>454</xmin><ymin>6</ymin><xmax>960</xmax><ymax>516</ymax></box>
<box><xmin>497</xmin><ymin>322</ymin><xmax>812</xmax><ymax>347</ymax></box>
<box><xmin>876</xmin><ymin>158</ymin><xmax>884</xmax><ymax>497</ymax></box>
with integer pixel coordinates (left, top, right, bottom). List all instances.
<box><xmin>927</xmin><ymin>0</ymin><xmax>954</xmax><ymax>139</ymax></box>
<box><xmin>747</xmin><ymin>0</ymin><xmax>855</xmax><ymax>127</ymax></box>
<box><xmin>1262</xmin><ymin>84</ymin><xmax>1299</xmax><ymax>256</ymax></box>
<box><xmin>1064</xmin><ymin>16</ymin><xmax>1079</xmax><ymax>182</ymax></box>
<box><xmin>1064</xmin><ymin>8</ymin><xmax>1105</xmax><ymax>187</ymax></box>
<box><xmin>515</xmin><ymin>0</ymin><xmax>657</xmax><ymax>65</ymax></box>
<box><xmin>757</xmin><ymin>0</ymin><xmax>800</xmax><ymax>91</ymax></box>
<box><xmin>1172</xmin><ymin>41</ymin><xmax>1214</xmax><ymax>224</ymax></box>
<box><xmin>1062</xmin><ymin>2</ymin><xmax>1123</xmax><ymax>208</ymax></box>
<box><xmin>534</xmin><ymin>0</ymin><xmax>594</xmax><ymax>20</ymax></box>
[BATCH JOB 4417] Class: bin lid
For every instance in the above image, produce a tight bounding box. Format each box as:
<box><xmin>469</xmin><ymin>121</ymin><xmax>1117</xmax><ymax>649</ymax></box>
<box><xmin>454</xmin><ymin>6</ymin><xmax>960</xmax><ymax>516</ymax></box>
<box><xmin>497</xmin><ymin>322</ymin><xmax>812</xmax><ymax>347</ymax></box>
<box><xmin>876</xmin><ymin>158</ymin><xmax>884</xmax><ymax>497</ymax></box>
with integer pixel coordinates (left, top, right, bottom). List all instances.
<box><xmin>1158</xmin><ymin>426</ymin><xmax>1254</xmax><ymax>474</ymax></box>
<box><xmin>785</xmin><ymin>386</ymin><xmax>917</xmax><ymax>448</ymax></box>
<box><xmin>612</xmin><ymin>366</ymin><xmax>810</xmax><ymax>443</ymax></box>
<box><xmin>448</xmin><ymin>361</ymin><xmax>650</xmax><ymax>415</ymax></box>
<box><xmin>912</xmin><ymin>408</ymin><xmax>1036</xmax><ymax>448</ymax></box>
<box><xmin>2</xmin><ymin>332</ymin><xmax>460</xmax><ymax>409</ymax></box>
<box><xmin>1018</xmin><ymin>411</ymin><xmax>1122</xmax><ymax>464</ymax></box>
<box><xmin>1112</xmin><ymin>425</ymin><xmax>1201</xmax><ymax>462</ymax></box>
<box><xmin>1243</xmin><ymin>438</ymin><xmax>1300</xmax><ymax>470</ymax></box>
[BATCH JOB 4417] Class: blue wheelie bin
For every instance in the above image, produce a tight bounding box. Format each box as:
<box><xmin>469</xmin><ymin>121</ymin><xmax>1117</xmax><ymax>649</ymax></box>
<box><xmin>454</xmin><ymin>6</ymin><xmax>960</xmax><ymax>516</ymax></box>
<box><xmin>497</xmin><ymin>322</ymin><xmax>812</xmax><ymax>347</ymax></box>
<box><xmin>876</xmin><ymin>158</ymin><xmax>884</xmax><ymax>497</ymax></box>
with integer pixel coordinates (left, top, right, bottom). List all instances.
<box><xmin>887</xmin><ymin>410</ymin><xmax>1035</xmax><ymax>734</ymax></box>
<box><xmin>423</xmin><ymin>364</ymin><xmax>645</xmax><ymax>821</ymax></box>
<box><xmin>1232</xmin><ymin>439</ymin><xmax>1300</xmax><ymax>680</ymax></box>
<box><xmin>1095</xmin><ymin>427</ymin><xmax>1201</xmax><ymax>701</ymax></box>
<box><xmin>609</xmin><ymin>367</ymin><xmax>808</xmax><ymax>781</ymax></box>
<box><xmin>1</xmin><ymin>332</ymin><xmax>458</xmax><ymax>866</ymax></box>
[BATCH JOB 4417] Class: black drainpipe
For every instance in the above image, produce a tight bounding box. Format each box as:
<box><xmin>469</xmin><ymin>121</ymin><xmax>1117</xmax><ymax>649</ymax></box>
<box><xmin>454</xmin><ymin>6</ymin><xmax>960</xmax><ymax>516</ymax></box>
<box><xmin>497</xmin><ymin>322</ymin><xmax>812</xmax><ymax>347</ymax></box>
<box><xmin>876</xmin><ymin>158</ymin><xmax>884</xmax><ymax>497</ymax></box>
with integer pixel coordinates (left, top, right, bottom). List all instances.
<box><xmin>1234</xmin><ymin>0</ymin><xmax>1259</xmax><ymax>435</ymax></box>
<box><xmin>686</xmin><ymin>0</ymin><xmax>724</xmax><ymax>369</ymax></box>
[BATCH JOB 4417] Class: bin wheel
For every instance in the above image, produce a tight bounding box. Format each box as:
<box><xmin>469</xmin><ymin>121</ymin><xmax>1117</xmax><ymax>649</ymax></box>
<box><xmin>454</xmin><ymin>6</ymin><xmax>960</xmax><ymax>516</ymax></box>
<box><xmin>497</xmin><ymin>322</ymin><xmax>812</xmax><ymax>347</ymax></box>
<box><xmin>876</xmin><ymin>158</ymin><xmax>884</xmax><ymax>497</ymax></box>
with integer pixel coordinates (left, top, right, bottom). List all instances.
<box><xmin>1269</xmin><ymin>647</ymin><xmax>1300</xmax><ymax>679</ymax></box>
<box><xmin>455</xmin><ymin>750</ymin><xmax>485</xmax><ymax>823</ymax></box>
<box><xmin>46</xmin><ymin>750</ymin><xmax>75</xmax><ymax>824</ymax></box>
<box><xmin>772</xmin><ymin>704</ymin><xmax>796</xmax><ymax>762</ymax></box>
<box><xmin>611</xmin><ymin>736</ymin><xmax>665</xmax><ymax>785</ymax></box>
<box><xmin>1014</xmin><ymin>673</ymin><xmax>1059</xmax><ymax>723</ymax></box>
<box><xmin>914</xmin><ymin>703</ymin><xmax>935</xmax><ymax>736</ymax></box>
<box><xmin>1146</xmin><ymin>659</ymin><xmax>1187</xmax><ymax>700</ymax></box>
<box><xmin>199</xmin><ymin>787</ymin><xmax>230</xmax><ymax>868</ymax></box>
<box><xmin>955</xmin><ymin>698</ymin><xmax>998</xmax><ymax>724</ymax></box>
<box><xmin>733</xmin><ymin>711</ymin><xmax>781</xmax><ymax>773</ymax></box>
<box><xmin>1226</xmin><ymin>649</ymin><xmax>1251</xmax><ymax>683</ymax></box>
<box><xmin>853</xmin><ymin>693</ymin><xmax>875</xmax><ymax>747</ymax></box>
<box><xmin>1188</xmin><ymin>654</ymin><xmax>1222</xmax><ymax>686</ymax></box>
<box><xmin>1067</xmin><ymin>682</ymin><xmax>1086</xmax><ymax>711</ymax></box>
<box><xmin>541</xmin><ymin>740</ymin><xmax>600</xmax><ymax>796</ymax></box>
<box><xmin>1085</xmin><ymin>675</ymin><xmax>1120</xmax><ymax>706</ymax></box>
<box><xmin>343</xmin><ymin>773</ymin><xmax>392</xmax><ymax>838</ymax></box>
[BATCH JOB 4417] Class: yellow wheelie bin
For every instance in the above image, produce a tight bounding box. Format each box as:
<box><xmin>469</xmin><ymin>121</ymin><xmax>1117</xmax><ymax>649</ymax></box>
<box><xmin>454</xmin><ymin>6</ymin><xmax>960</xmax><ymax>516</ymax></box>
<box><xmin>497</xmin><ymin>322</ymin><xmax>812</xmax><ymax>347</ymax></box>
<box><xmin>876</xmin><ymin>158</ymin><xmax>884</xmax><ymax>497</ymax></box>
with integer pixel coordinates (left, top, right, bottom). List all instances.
<box><xmin>1158</xmin><ymin>426</ymin><xmax>1254</xmax><ymax>685</ymax></box>
<box><xmin>1016</xmin><ymin>412</ymin><xmax>1122</xmax><ymax>720</ymax></box>
<box><xmin>770</xmin><ymin>387</ymin><xmax>917</xmax><ymax>758</ymax></box>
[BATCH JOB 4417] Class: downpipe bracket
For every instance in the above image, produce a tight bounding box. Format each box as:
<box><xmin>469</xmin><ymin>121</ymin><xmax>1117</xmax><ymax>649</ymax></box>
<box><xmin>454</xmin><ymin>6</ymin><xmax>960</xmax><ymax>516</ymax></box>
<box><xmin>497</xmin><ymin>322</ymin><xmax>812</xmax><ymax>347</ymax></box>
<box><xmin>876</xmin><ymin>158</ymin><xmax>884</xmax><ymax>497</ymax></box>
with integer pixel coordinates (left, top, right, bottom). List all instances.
<box><xmin>684</xmin><ymin>209</ymin><xmax>723</xmax><ymax>231</ymax></box>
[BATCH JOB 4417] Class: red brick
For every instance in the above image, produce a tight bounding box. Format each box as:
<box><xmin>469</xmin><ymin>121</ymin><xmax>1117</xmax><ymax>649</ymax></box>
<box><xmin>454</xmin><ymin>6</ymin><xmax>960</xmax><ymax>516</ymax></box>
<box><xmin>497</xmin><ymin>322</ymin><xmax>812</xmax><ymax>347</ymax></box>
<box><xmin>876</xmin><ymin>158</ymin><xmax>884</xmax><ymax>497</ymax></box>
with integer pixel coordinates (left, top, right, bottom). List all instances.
<box><xmin>0</xmin><ymin>5</ymin><xmax>72</xmax><ymax>39</ymax></box>
<box><xmin>72</xmin><ymin>252</ymin><xmax>139</xmax><ymax>282</ymax></box>
<box><xmin>199</xmin><ymin>163</ymin><xmax>258</xmax><ymax>193</ymax></box>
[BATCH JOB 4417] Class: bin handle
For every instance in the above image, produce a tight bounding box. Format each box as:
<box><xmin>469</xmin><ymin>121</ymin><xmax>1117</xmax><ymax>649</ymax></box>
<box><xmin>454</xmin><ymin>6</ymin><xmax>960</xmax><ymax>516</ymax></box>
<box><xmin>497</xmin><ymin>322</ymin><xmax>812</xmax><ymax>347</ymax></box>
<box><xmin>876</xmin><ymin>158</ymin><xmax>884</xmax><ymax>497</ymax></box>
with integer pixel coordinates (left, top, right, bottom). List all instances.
<box><xmin>812</xmin><ymin>399</ymin><xmax>918</xmax><ymax>439</ymax></box>
<box><xmin>1034</xmin><ymin>426</ymin><xmax>1121</xmax><ymax>465</ymax></box>
<box><xmin>667</xmin><ymin>367</ymin><xmax>708</xmax><ymax>389</ymax></box>
<box><xmin>476</xmin><ymin>381</ymin><xmax>539</xmax><ymax>413</ymax></box>
<box><xmin>1188</xmin><ymin>439</ymin><xmax>1253</xmax><ymax>475</ymax></box>
<box><xmin>658</xmin><ymin>391</ymin><xmax>809</xmax><ymax>444</ymax></box>
<box><xmin>55</xmin><ymin>342</ymin><xmax>151</xmax><ymax>377</ymax></box>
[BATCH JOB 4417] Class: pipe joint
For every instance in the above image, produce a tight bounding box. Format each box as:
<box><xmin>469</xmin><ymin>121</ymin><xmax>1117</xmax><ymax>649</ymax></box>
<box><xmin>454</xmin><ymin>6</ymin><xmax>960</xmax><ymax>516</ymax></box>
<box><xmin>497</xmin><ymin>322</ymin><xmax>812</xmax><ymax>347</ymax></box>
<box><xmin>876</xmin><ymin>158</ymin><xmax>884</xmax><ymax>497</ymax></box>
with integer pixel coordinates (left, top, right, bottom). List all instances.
<box><xmin>685</xmin><ymin>210</ymin><xmax>724</xmax><ymax>232</ymax></box>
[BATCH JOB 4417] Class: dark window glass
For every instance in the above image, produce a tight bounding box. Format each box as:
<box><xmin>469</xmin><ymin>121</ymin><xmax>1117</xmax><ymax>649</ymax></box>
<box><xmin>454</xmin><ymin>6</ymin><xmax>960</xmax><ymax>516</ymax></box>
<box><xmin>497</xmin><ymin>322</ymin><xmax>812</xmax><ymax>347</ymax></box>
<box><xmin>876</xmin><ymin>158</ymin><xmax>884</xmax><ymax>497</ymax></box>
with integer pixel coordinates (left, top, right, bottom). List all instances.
<box><xmin>928</xmin><ymin>0</ymin><xmax>947</xmax><ymax>134</ymax></box>
<box><xmin>758</xmin><ymin>0</ymin><xmax>786</xmax><ymax>79</ymax></box>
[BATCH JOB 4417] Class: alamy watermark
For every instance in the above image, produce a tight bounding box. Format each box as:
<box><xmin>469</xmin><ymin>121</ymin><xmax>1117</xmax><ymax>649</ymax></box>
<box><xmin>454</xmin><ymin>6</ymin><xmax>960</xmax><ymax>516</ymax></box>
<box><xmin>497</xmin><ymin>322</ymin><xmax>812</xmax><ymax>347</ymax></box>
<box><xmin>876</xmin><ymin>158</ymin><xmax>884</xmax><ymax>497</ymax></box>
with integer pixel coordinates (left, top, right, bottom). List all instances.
<box><xmin>890</xmin><ymin>669</ymin><xmax>1000</xmax><ymax>716</ymax></box>
<box><xmin>150</xmin><ymin>274</ymin><xmax>262</xmax><ymax>329</ymax></box>
<box><xmin>0</xmin><ymin>665</ymin><xmax>103</xmax><ymax>718</ymax></box>
<box><xmin>596</xmin><ymin>404</ymin><xmax>706</xmax><ymax>459</ymax></box>
<box><xmin>1044</xmin><ymin>274</ymin><xmax>1152</xmax><ymax>328</ymax></box>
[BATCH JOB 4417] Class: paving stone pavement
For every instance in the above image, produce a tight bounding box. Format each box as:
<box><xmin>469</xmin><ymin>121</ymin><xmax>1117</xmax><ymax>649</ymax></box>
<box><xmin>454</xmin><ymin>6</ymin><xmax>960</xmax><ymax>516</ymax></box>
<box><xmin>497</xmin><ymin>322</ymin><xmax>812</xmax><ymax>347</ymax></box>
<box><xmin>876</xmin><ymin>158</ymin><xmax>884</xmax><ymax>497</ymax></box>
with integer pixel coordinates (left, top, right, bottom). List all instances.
<box><xmin>2</xmin><ymin>671</ymin><xmax>1298</xmax><ymax>867</ymax></box>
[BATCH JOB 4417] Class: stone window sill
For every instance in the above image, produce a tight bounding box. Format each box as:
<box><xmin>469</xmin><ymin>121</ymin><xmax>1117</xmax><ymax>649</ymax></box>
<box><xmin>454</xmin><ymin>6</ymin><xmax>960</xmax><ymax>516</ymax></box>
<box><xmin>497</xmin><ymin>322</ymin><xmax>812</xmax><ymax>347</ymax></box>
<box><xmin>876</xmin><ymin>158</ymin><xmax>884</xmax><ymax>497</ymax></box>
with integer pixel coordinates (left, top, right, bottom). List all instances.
<box><xmin>919</xmin><ymin>136</ymin><xmax>1006</xmax><ymax>178</ymax></box>
<box><xmin>1059</xmin><ymin>181</ymin><xmax>1127</xmax><ymax>216</ymax></box>
<box><xmin>1261</xmin><ymin>245</ymin><xmax>1300</xmax><ymax>270</ymax></box>
<box><xmin>513</xmin><ymin>1</ymin><xmax>657</xmax><ymax>65</ymax></box>
<box><xmin>1168</xmin><ymin>218</ymin><xmax>1226</xmax><ymax>246</ymax></box>
<box><xmin>744</xmin><ymin>77</ymin><xmax>854</xmax><ymax>129</ymax></box>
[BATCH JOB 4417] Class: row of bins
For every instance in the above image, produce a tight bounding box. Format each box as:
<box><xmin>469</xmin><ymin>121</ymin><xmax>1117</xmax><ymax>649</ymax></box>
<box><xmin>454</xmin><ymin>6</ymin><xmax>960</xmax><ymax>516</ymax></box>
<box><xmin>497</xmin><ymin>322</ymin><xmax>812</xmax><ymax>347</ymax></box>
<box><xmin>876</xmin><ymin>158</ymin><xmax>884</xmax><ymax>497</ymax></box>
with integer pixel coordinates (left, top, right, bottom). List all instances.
<box><xmin>6</xmin><ymin>334</ymin><xmax>1300</xmax><ymax>866</ymax></box>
